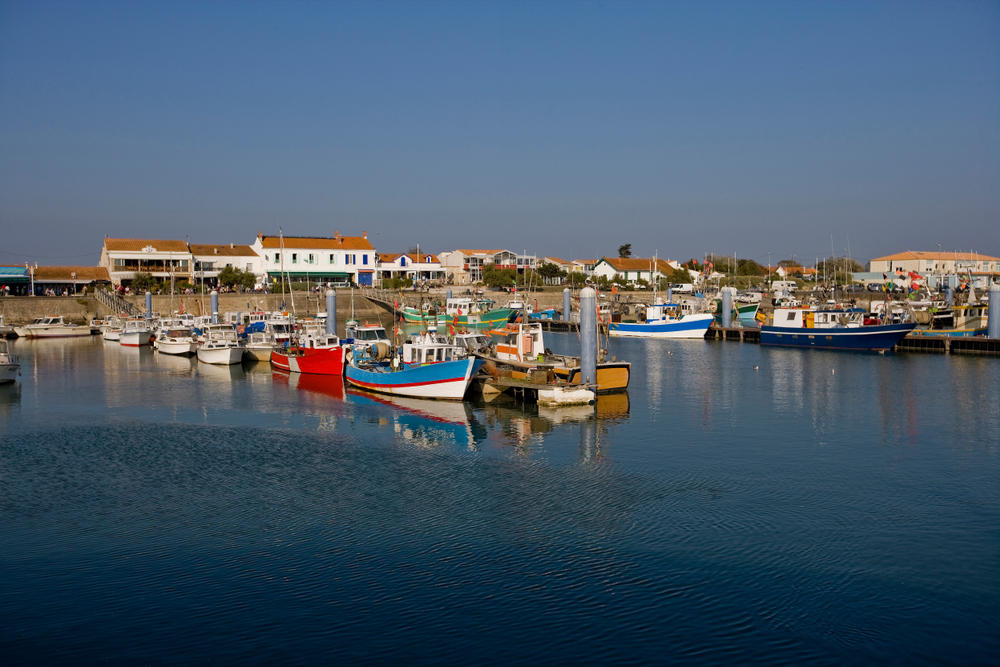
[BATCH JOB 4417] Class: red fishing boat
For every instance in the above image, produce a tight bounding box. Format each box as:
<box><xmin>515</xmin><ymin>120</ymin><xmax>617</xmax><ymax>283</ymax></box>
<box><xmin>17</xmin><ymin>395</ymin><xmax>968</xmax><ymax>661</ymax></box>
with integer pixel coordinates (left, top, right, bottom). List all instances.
<box><xmin>270</xmin><ymin>328</ymin><xmax>346</xmax><ymax>375</ymax></box>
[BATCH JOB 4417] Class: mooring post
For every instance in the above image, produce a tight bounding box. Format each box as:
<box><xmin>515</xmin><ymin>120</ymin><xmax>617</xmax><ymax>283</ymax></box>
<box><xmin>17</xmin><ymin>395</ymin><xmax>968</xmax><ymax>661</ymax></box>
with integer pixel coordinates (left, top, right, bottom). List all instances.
<box><xmin>326</xmin><ymin>289</ymin><xmax>336</xmax><ymax>335</ymax></box>
<box><xmin>721</xmin><ymin>287</ymin><xmax>734</xmax><ymax>328</ymax></box>
<box><xmin>580</xmin><ymin>287</ymin><xmax>597</xmax><ymax>387</ymax></box>
<box><xmin>210</xmin><ymin>290</ymin><xmax>219</xmax><ymax>324</ymax></box>
<box><xmin>563</xmin><ymin>287</ymin><xmax>571</xmax><ymax>322</ymax></box>
<box><xmin>145</xmin><ymin>291</ymin><xmax>152</xmax><ymax>320</ymax></box>
<box><xmin>988</xmin><ymin>283</ymin><xmax>1000</xmax><ymax>339</ymax></box>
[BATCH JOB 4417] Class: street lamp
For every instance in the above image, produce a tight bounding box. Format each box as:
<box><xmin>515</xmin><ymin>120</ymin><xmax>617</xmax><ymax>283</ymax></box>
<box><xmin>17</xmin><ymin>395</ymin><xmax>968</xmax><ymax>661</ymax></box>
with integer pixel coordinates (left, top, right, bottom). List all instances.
<box><xmin>26</xmin><ymin>262</ymin><xmax>37</xmax><ymax>296</ymax></box>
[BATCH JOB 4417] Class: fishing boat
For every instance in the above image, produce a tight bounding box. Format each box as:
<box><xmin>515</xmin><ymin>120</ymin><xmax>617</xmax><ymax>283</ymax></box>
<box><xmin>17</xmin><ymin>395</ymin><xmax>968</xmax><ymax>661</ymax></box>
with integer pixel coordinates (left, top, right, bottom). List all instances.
<box><xmin>0</xmin><ymin>340</ymin><xmax>19</xmax><ymax>384</ymax></box>
<box><xmin>760</xmin><ymin>306</ymin><xmax>916</xmax><ymax>351</ymax></box>
<box><xmin>399</xmin><ymin>297</ymin><xmax>515</xmax><ymax>328</ymax></box>
<box><xmin>119</xmin><ymin>318</ymin><xmax>153</xmax><ymax>347</ymax></box>
<box><xmin>480</xmin><ymin>320</ymin><xmax>630</xmax><ymax>393</ymax></box>
<box><xmin>13</xmin><ymin>316</ymin><xmax>91</xmax><ymax>339</ymax></box>
<box><xmin>345</xmin><ymin>330</ymin><xmax>484</xmax><ymax>400</ymax></box>
<box><xmin>608</xmin><ymin>302</ymin><xmax>714</xmax><ymax>339</ymax></box>
<box><xmin>196</xmin><ymin>324</ymin><xmax>245</xmax><ymax>365</ymax></box>
<box><xmin>270</xmin><ymin>327</ymin><xmax>346</xmax><ymax>375</ymax></box>
<box><xmin>713</xmin><ymin>300</ymin><xmax>760</xmax><ymax>327</ymax></box>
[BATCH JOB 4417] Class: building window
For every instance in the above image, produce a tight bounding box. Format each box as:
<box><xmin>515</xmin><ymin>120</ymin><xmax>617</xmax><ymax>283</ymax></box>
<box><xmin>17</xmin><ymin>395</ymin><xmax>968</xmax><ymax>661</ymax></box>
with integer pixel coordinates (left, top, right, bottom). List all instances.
<box><xmin>329</xmin><ymin>254</ymin><xmax>335</xmax><ymax>263</ymax></box>
<box><xmin>308</xmin><ymin>253</ymin><xmax>315</xmax><ymax>264</ymax></box>
<box><xmin>363</xmin><ymin>255</ymin><xmax>368</xmax><ymax>265</ymax></box>
<box><xmin>292</xmin><ymin>253</ymin><xmax>298</xmax><ymax>264</ymax></box>
<box><xmin>274</xmin><ymin>253</ymin><xmax>280</xmax><ymax>263</ymax></box>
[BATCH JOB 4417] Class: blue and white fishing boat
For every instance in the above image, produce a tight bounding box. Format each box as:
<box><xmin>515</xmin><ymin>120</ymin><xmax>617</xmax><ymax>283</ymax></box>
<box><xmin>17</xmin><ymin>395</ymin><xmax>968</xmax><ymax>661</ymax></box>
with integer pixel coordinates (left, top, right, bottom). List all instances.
<box><xmin>608</xmin><ymin>303</ymin><xmax>714</xmax><ymax>339</ymax></box>
<box><xmin>760</xmin><ymin>307</ymin><xmax>916</xmax><ymax>351</ymax></box>
<box><xmin>345</xmin><ymin>329</ymin><xmax>485</xmax><ymax>400</ymax></box>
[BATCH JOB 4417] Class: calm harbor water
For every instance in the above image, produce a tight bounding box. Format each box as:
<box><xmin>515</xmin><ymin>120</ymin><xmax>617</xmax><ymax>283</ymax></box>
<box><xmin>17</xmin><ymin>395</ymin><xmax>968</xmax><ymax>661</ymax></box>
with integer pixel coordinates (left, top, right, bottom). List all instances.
<box><xmin>1</xmin><ymin>334</ymin><xmax>998</xmax><ymax>663</ymax></box>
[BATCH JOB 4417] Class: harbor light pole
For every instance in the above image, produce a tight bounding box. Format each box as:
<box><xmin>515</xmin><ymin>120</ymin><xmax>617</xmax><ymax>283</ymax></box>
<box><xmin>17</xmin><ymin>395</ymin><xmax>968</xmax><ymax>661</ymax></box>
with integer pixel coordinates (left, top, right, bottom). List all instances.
<box><xmin>26</xmin><ymin>262</ymin><xmax>37</xmax><ymax>296</ymax></box>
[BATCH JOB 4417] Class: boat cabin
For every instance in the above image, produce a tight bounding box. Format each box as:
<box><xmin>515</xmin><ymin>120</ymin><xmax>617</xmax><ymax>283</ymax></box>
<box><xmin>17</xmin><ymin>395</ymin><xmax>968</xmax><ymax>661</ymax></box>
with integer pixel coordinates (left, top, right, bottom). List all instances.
<box><xmin>401</xmin><ymin>340</ymin><xmax>465</xmax><ymax>365</ymax></box>
<box><xmin>772</xmin><ymin>308</ymin><xmax>865</xmax><ymax>329</ymax></box>
<box><xmin>493</xmin><ymin>321</ymin><xmax>545</xmax><ymax>362</ymax></box>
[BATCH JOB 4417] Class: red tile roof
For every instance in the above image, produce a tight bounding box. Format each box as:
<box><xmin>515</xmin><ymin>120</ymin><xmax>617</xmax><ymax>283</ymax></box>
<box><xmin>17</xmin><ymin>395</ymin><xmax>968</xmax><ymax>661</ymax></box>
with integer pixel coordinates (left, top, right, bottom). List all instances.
<box><xmin>258</xmin><ymin>235</ymin><xmax>373</xmax><ymax>251</ymax></box>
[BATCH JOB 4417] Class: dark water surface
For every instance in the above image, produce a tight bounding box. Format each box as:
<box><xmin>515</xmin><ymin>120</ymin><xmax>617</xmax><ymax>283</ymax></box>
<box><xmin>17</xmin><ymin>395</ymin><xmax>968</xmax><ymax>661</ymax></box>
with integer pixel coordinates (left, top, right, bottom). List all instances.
<box><xmin>1</xmin><ymin>335</ymin><xmax>998</xmax><ymax>664</ymax></box>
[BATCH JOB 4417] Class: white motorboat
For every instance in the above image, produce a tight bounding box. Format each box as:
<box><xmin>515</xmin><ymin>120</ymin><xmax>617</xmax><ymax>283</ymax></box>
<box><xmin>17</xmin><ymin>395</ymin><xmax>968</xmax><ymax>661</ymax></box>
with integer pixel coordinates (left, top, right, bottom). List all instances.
<box><xmin>0</xmin><ymin>340</ymin><xmax>19</xmax><ymax>383</ymax></box>
<box><xmin>13</xmin><ymin>316</ymin><xmax>91</xmax><ymax>339</ymax></box>
<box><xmin>197</xmin><ymin>324</ymin><xmax>245</xmax><ymax>365</ymax></box>
<box><xmin>155</xmin><ymin>326</ymin><xmax>199</xmax><ymax>356</ymax></box>
<box><xmin>0</xmin><ymin>315</ymin><xmax>14</xmax><ymax>338</ymax></box>
<box><xmin>119</xmin><ymin>318</ymin><xmax>153</xmax><ymax>347</ymax></box>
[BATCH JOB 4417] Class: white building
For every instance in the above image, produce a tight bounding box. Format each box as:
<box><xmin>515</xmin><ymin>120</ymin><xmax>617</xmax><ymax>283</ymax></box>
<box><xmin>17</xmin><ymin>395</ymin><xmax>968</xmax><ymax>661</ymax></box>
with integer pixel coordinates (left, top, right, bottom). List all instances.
<box><xmin>868</xmin><ymin>251</ymin><xmax>1000</xmax><ymax>277</ymax></box>
<box><xmin>591</xmin><ymin>257</ymin><xmax>675</xmax><ymax>285</ymax></box>
<box><xmin>376</xmin><ymin>252</ymin><xmax>445</xmax><ymax>285</ymax></box>
<box><xmin>189</xmin><ymin>243</ymin><xmax>265</xmax><ymax>287</ymax></box>
<box><xmin>100</xmin><ymin>238</ymin><xmax>192</xmax><ymax>287</ymax></box>
<box><xmin>251</xmin><ymin>232</ymin><xmax>376</xmax><ymax>287</ymax></box>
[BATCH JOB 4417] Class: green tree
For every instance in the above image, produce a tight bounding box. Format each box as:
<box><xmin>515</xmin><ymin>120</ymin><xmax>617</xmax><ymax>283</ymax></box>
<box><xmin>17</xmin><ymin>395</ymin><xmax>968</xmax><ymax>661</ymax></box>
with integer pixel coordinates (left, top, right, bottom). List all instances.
<box><xmin>482</xmin><ymin>266</ymin><xmax>517</xmax><ymax>288</ymax></box>
<box><xmin>537</xmin><ymin>262</ymin><xmax>564</xmax><ymax>281</ymax></box>
<box><xmin>566</xmin><ymin>271</ymin><xmax>588</xmax><ymax>288</ymax></box>
<box><xmin>618</xmin><ymin>243</ymin><xmax>632</xmax><ymax>258</ymax></box>
<box><xmin>217</xmin><ymin>266</ymin><xmax>256</xmax><ymax>291</ymax></box>
<box><xmin>131</xmin><ymin>272</ymin><xmax>157</xmax><ymax>292</ymax></box>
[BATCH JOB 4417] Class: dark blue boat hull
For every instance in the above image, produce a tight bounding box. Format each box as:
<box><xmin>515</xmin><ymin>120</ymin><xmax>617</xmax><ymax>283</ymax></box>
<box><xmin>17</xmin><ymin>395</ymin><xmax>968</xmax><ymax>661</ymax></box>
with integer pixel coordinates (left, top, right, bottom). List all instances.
<box><xmin>759</xmin><ymin>322</ymin><xmax>916</xmax><ymax>351</ymax></box>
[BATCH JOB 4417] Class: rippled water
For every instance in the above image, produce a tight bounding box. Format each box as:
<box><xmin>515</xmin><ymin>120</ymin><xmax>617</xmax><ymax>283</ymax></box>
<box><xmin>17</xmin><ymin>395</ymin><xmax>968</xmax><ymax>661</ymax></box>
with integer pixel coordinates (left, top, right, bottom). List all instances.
<box><xmin>1</xmin><ymin>335</ymin><xmax>998</xmax><ymax>663</ymax></box>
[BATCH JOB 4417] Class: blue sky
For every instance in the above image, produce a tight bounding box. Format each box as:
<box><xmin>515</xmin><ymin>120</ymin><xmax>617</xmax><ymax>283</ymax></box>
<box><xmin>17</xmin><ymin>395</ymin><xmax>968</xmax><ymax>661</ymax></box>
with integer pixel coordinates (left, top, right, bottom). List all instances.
<box><xmin>1</xmin><ymin>0</ymin><xmax>997</xmax><ymax>266</ymax></box>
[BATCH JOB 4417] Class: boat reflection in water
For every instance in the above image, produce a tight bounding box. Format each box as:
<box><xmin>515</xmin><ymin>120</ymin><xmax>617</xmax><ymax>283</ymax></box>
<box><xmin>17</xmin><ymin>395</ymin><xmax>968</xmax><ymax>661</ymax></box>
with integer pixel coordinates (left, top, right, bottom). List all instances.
<box><xmin>272</xmin><ymin>369</ymin><xmax>345</xmax><ymax>402</ymax></box>
<box><xmin>345</xmin><ymin>387</ymin><xmax>487</xmax><ymax>451</ymax></box>
<box><xmin>196</xmin><ymin>361</ymin><xmax>246</xmax><ymax>383</ymax></box>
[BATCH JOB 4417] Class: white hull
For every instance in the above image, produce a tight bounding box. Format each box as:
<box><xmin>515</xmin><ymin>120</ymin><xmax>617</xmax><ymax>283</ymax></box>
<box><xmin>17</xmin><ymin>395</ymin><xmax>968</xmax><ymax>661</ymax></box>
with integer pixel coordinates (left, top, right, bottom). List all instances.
<box><xmin>14</xmin><ymin>325</ymin><xmax>91</xmax><ymax>338</ymax></box>
<box><xmin>0</xmin><ymin>363</ymin><xmax>18</xmax><ymax>383</ymax></box>
<box><xmin>102</xmin><ymin>329</ymin><xmax>121</xmax><ymax>341</ymax></box>
<box><xmin>158</xmin><ymin>340</ymin><xmax>199</xmax><ymax>356</ymax></box>
<box><xmin>244</xmin><ymin>345</ymin><xmax>274</xmax><ymax>362</ymax></box>
<box><xmin>120</xmin><ymin>331</ymin><xmax>152</xmax><ymax>347</ymax></box>
<box><xmin>197</xmin><ymin>346</ymin><xmax>244</xmax><ymax>365</ymax></box>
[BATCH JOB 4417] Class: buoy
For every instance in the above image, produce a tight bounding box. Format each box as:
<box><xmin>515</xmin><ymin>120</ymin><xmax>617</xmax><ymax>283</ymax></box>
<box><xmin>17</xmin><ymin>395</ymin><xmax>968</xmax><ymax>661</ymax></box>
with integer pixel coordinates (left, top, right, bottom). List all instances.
<box><xmin>753</xmin><ymin>364</ymin><xmax>759</xmax><ymax>371</ymax></box>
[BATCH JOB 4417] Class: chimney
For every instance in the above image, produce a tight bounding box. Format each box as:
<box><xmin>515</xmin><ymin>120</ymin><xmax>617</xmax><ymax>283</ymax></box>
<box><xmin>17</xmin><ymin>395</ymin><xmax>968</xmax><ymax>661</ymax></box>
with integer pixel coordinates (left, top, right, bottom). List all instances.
<box><xmin>334</xmin><ymin>229</ymin><xmax>340</xmax><ymax>238</ymax></box>
<box><xmin>363</xmin><ymin>230</ymin><xmax>367</xmax><ymax>239</ymax></box>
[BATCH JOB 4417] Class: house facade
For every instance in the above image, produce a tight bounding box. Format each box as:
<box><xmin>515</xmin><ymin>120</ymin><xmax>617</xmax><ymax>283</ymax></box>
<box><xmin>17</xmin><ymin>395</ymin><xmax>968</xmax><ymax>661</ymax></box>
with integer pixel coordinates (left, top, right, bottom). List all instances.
<box><xmin>868</xmin><ymin>251</ymin><xmax>1000</xmax><ymax>278</ymax></box>
<box><xmin>251</xmin><ymin>232</ymin><xmax>376</xmax><ymax>287</ymax></box>
<box><xmin>376</xmin><ymin>253</ymin><xmax>445</xmax><ymax>285</ymax></box>
<box><xmin>438</xmin><ymin>249</ymin><xmax>538</xmax><ymax>284</ymax></box>
<box><xmin>592</xmin><ymin>257</ymin><xmax>674</xmax><ymax>285</ymax></box>
<box><xmin>100</xmin><ymin>238</ymin><xmax>192</xmax><ymax>287</ymax></box>
<box><xmin>189</xmin><ymin>244</ymin><xmax>265</xmax><ymax>287</ymax></box>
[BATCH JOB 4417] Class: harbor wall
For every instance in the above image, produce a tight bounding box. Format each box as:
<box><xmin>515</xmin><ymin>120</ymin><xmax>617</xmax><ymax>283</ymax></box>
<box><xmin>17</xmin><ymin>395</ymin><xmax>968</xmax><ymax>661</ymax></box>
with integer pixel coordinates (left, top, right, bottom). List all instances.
<box><xmin>0</xmin><ymin>291</ymin><xmax>387</xmax><ymax>328</ymax></box>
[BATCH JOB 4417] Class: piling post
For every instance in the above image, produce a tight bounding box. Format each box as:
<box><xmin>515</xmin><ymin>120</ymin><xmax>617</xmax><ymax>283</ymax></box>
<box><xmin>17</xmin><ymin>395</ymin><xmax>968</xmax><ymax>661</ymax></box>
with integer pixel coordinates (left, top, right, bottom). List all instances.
<box><xmin>326</xmin><ymin>289</ymin><xmax>336</xmax><ymax>335</ymax></box>
<box><xmin>989</xmin><ymin>283</ymin><xmax>1000</xmax><ymax>339</ymax></box>
<box><xmin>666</xmin><ymin>287</ymin><xmax>673</xmax><ymax>303</ymax></box>
<box><xmin>946</xmin><ymin>287</ymin><xmax>953</xmax><ymax>308</ymax></box>
<box><xmin>145</xmin><ymin>291</ymin><xmax>152</xmax><ymax>320</ymax></box>
<box><xmin>210</xmin><ymin>290</ymin><xmax>219</xmax><ymax>324</ymax></box>
<box><xmin>563</xmin><ymin>288</ymin><xmax>571</xmax><ymax>322</ymax></box>
<box><xmin>580</xmin><ymin>287</ymin><xmax>597</xmax><ymax>387</ymax></box>
<box><xmin>721</xmin><ymin>287</ymin><xmax>734</xmax><ymax>328</ymax></box>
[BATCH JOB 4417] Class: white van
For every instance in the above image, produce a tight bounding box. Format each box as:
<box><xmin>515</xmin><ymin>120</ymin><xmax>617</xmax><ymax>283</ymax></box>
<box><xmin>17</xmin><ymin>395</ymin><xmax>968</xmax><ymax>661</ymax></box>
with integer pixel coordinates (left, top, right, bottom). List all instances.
<box><xmin>771</xmin><ymin>280</ymin><xmax>797</xmax><ymax>292</ymax></box>
<box><xmin>670</xmin><ymin>283</ymin><xmax>694</xmax><ymax>294</ymax></box>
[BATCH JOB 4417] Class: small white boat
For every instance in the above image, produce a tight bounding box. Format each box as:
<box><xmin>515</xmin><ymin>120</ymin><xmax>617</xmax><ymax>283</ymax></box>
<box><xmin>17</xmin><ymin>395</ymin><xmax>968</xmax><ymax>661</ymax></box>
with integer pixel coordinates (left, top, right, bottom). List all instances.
<box><xmin>13</xmin><ymin>316</ymin><xmax>91</xmax><ymax>339</ymax></box>
<box><xmin>0</xmin><ymin>315</ymin><xmax>15</xmax><ymax>338</ymax></box>
<box><xmin>119</xmin><ymin>318</ymin><xmax>153</xmax><ymax>347</ymax></box>
<box><xmin>0</xmin><ymin>340</ymin><xmax>19</xmax><ymax>383</ymax></box>
<box><xmin>155</xmin><ymin>326</ymin><xmax>199</xmax><ymax>356</ymax></box>
<box><xmin>197</xmin><ymin>324</ymin><xmax>245</xmax><ymax>365</ymax></box>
